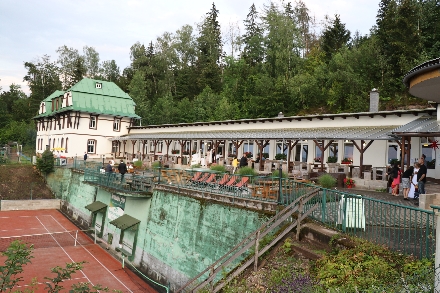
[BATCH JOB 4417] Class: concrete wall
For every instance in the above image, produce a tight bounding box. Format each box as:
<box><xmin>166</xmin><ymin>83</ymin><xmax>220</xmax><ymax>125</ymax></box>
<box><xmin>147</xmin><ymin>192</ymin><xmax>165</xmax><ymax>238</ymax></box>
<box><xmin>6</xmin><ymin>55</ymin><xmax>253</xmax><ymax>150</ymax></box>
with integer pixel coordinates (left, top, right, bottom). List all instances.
<box><xmin>1</xmin><ymin>199</ymin><xmax>61</xmax><ymax>211</ymax></box>
<box><xmin>45</xmin><ymin>168</ymin><xmax>267</xmax><ymax>291</ymax></box>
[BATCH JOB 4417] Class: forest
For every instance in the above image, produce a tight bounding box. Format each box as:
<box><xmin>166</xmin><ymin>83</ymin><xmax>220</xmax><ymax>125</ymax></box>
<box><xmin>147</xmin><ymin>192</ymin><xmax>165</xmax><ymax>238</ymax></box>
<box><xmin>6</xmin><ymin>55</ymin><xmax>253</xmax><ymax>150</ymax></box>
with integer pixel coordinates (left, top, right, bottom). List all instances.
<box><xmin>0</xmin><ymin>0</ymin><xmax>439</xmax><ymax>149</ymax></box>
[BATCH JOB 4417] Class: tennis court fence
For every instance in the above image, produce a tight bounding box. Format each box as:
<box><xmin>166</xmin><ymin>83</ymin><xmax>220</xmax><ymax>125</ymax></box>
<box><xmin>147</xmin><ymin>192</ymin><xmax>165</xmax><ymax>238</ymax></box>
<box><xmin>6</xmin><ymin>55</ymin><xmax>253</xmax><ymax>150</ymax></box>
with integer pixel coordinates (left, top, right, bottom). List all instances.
<box><xmin>0</xmin><ymin>229</ymin><xmax>95</xmax><ymax>251</ymax></box>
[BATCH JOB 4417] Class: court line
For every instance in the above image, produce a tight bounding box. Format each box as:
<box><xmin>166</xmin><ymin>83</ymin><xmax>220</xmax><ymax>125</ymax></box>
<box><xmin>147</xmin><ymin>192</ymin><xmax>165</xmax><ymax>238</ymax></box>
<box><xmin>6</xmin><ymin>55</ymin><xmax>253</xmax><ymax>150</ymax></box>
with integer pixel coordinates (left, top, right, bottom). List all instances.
<box><xmin>35</xmin><ymin>216</ymin><xmax>95</xmax><ymax>287</ymax></box>
<box><xmin>48</xmin><ymin>214</ymin><xmax>134</xmax><ymax>293</ymax></box>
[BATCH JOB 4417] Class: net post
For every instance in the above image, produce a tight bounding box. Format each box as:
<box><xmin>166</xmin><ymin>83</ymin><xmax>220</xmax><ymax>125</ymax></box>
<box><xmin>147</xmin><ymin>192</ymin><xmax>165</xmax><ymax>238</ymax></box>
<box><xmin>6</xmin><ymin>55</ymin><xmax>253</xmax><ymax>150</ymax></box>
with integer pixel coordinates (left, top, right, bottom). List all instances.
<box><xmin>94</xmin><ymin>228</ymin><xmax>97</xmax><ymax>244</ymax></box>
<box><xmin>75</xmin><ymin>230</ymin><xmax>78</xmax><ymax>246</ymax></box>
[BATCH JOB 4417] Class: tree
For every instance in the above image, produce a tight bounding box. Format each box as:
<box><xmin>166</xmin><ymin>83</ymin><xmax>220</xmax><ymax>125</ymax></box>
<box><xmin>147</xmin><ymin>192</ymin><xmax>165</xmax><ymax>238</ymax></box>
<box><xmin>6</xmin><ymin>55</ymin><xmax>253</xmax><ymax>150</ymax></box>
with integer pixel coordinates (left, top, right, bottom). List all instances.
<box><xmin>196</xmin><ymin>2</ymin><xmax>223</xmax><ymax>93</ymax></box>
<box><xmin>36</xmin><ymin>149</ymin><xmax>55</xmax><ymax>179</ymax></box>
<box><xmin>320</xmin><ymin>14</ymin><xmax>351</xmax><ymax>61</ymax></box>
<box><xmin>23</xmin><ymin>55</ymin><xmax>61</xmax><ymax>114</ymax></box>
<box><xmin>83</xmin><ymin>46</ymin><xmax>101</xmax><ymax>79</ymax></box>
<box><xmin>101</xmin><ymin>60</ymin><xmax>120</xmax><ymax>82</ymax></box>
<box><xmin>56</xmin><ymin>46</ymin><xmax>85</xmax><ymax>89</ymax></box>
<box><xmin>242</xmin><ymin>3</ymin><xmax>265</xmax><ymax>66</ymax></box>
<box><xmin>0</xmin><ymin>240</ymin><xmax>114</xmax><ymax>293</ymax></box>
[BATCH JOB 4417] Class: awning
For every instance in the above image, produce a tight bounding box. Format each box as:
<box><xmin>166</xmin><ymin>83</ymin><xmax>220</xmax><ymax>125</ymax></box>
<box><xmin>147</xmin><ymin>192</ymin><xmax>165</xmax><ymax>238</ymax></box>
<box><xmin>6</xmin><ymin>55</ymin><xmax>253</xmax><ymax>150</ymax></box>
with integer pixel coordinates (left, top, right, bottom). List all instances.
<box><xmin>85</xmin><ymin>201</ymin><xmax>107</xmax><ymax>213</ymax></box>
<box><xmin>392</xmin><ymin>116</ymin><xmax>440</xmax><ymax>135</ymax></box>
<box><xmin>110</xmin><ymin>214</ymin><xmax>140</xmax><ymax>230</ymax></box>
<box><xmin>110</xmin><ymin>126</ymin><xmax>400</xmax><ymax>141</ymax></box>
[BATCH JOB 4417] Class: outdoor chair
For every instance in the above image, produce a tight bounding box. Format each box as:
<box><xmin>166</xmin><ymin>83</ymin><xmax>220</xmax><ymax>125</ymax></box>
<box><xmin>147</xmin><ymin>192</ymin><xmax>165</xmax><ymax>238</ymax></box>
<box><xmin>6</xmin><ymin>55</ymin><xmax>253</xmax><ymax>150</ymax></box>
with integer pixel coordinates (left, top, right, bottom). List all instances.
<box><xmin>188</xmin><ymin>172</ymin><xmax>202</xmax><ymax>184</ymax></box>
<box><xmin>202</xmin><ymin>173</ymin><xmax>216</xmax><ymax>187</ymax></box>
<box><xmin>222</xmin><ymin>175</ymin><xmax>238</xmax><ymax>191</ymax></box>
<box><xmin>234</xmin><ymin>176</ymin><xmax>249</xmax><ymax>192</ymax></box>
<box><xmin>193</xmin><ymin>172</ymin><xmax>210</xmax><ymax>187</ymax></box>
<box><xmin>215</xmin><ymin>174</ymin><xmax>230</xmax><ymax>189</ymax></box>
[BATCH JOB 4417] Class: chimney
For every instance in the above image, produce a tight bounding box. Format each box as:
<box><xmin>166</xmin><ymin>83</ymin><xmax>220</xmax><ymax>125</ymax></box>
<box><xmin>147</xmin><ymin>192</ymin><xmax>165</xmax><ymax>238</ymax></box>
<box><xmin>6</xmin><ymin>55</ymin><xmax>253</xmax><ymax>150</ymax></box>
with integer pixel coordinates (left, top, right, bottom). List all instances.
<box><xmin>369</xmin><ymin>88</ymin><xmax>379</xmax><ymax>112</ymax></box>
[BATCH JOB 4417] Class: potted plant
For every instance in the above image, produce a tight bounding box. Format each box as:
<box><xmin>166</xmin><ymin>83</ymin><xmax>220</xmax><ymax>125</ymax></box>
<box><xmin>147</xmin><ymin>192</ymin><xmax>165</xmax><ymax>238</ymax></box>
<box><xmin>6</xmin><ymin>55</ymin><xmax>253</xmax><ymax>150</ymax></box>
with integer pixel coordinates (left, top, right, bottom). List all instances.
<box><xmin>171</xmin><ymin>149</ymin><xmax>180</xmax><ymax>154</ymax></box>
<box><xmin>343</xmin><ymin>177</ymin><xmax>355</xmax><ymax>188</ymax></box>
<box><xmin>275</xmin><ymin>153</ymin><xmax>287</xmax><ymax>160</ymax></box>
<box><xmin>314</xmin><ymin>157</ymin><xmax>322</xmax><ymax>163</ymax></box>
<box><xmin>245</xmin><ymin>152</ymin><xmax>253</xmax><ymax>158</ymax></box>
<box><xmin>182</xmin><ymin>150</ymin><xmax>190</xmax><ymax>155</ymax></box>
<box><xmin>342</xmin><ymin>158</ymin><xmax>353</xmax><ymax>164</ymax></box>
<box><xmin>327</xmin><ymin>156</ymin><xmax>337</xmax><ymax>163</ymax></box>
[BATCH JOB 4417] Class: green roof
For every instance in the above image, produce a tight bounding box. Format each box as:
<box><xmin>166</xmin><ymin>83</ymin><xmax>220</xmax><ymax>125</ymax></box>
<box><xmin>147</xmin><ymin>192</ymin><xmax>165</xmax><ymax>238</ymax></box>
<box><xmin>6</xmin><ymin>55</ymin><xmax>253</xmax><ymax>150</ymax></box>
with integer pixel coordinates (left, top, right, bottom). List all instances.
<box><xmin>110</xmin><ymin>214</ymin><xmax>140</xmax><ymax>230</ymax></box>
<box><xmin>85</xmin><ymin>201</ymin><xmax>107</xmax><ymax>213</ymax></box>
<box><xmin>34</xmin><ymin>78</ymin><xmax>140</xmax><ymax>119</ymax></box>
<box><xmin>44</xmin><ymin>90</ymin><xmax>64</xmax><ymax>102</ymax></box>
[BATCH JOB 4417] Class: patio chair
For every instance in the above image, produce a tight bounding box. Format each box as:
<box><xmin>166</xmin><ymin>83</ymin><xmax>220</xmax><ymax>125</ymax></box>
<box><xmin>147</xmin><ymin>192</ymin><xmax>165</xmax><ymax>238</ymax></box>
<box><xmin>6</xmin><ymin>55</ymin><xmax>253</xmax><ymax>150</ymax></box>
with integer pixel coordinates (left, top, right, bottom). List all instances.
<box><xmin>188</xmin><ymin>172</ymin><xmax>202</xmax><ymax>184</ymax></box>
<box><xmin>234</xmin><ymin>176</ymin><xmax>249</xmax><ymax>191</ymax></box>
<box><xmin>202</xmin><ymin>173</ymin><xmax>216</xmax><ymax>187</ymax></box>
<box><xmin>193</xmin><ymin>172</ymin><xmax>210</xmax><ymax>187</ymax></box>
<box><xmin>214</xmin><ymin>174</ymin><xmax>230</xmax><ymax>189</ymax></box>
<box><xmin>221</xmin><ymin>175</ymin><xmax>238</xmax><ymax>190</ymax></box>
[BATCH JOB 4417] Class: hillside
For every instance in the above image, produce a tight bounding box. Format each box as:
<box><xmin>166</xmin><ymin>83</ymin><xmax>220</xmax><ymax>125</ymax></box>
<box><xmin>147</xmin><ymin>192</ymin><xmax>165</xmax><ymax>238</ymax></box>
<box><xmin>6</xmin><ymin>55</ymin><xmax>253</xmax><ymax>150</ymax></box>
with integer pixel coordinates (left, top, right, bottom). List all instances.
<box><xmin>0</xmin><ymin>165</ymin><xmax>55</xmax><ymax>200</ymax></box>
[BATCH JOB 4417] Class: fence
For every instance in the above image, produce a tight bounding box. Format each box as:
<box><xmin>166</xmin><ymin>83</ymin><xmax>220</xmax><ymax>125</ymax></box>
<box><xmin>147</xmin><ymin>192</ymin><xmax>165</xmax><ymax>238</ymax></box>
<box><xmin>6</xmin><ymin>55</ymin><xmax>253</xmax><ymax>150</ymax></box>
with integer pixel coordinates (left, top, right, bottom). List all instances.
<box><xmin>153</xmin><ymin>167</ymin><xmax>436</xmax><ymax>260</ymax></box>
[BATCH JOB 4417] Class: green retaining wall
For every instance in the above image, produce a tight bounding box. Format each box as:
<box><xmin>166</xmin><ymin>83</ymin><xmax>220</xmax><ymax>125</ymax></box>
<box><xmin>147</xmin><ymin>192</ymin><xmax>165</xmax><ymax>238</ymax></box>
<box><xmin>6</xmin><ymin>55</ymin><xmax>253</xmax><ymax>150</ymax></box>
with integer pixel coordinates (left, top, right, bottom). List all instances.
<box><xmin>46</xmin><ymin>169</ymin><xmax>268</xmax><ymax>290</ymax></box>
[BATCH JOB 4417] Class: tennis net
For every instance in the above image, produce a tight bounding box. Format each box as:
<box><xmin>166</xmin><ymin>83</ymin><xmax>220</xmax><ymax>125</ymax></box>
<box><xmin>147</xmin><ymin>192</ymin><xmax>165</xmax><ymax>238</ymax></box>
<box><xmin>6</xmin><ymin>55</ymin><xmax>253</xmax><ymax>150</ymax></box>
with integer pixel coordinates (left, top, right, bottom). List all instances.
<box><xmin>0</xmin><ymin>229</ymin><xmax>95</xmax><ymax>251</ymax></box>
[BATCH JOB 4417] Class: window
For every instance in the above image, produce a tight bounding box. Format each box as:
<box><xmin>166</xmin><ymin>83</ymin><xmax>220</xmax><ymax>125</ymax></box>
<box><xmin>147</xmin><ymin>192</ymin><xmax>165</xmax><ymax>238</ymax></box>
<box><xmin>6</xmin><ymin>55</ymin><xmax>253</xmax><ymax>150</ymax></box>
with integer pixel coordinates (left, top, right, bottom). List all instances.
<box><xmin>157</xmin><ymin>141</ymin><xmax>164</xmax><ymax>153</ymax></box>
<box><xmin>421</xmin><ymin>137</ymin><xmax>435</xmax><ymax>169</ymax></box>
<box><xmin>87</xmin><ymin>140</ymin><xmax>96</xmax><ymax>154</ymax></box>
<box><xmin>344</xmin><ymin>141</ymin><xmax>354</xmax><ymax>161</ymax></box>
<box><xmin>95</xmin><ymin>82</ymin><xmax>102</xmax><ymax>89</ymax></box>
<box><xmin>243</xmin><ymin>141</ymin><xmax>254</xmax><ymax>154</ymax></box>
<box><xmin>113</xmin><ymin>118</ymin><xmax>121</xmax><ymax>131</ymax></box>
<box><xmin>294</xmin><ymin>141</ymin><xmax>308</xmax><ymax>162</ymax></box>
<box><xmin>61</xmin><ymin>138</ymin><xmax>64</xmax><ymax>151</ymax></box>
<box><xmin>89</xmin><ymin>116</ymin><xmax>97</xmax><ymax>129</ymax></box>
<box><xmin>315</xmin><ymin>142</ymin><xmax>323</xmax><ymax>159</ymax></box>
<box><xmin>65</xmin><ymin>138</ymin><xmax>68</xmax><ymax>153</ymax></box>
<box><xmin>329</xmin><ymin>143</ymin><xmax>338</xmax><ymax>157</ymax></box>
<box><xmin>112</xmin><ymin>141</ymin><xmax>119</xmax><ymax>153</ymax></box>
<box><xmin>276</xmin><ymin>141</ymin><xmax>287</xmax><ymax>156</ymax></box>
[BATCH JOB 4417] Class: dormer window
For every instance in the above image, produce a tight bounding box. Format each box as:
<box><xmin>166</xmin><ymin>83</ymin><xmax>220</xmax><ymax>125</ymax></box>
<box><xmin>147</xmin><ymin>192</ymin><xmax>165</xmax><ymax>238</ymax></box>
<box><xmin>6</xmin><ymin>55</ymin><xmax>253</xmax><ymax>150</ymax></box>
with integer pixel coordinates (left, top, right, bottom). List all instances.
<box><xmin>95</xmin><ymin>82</ymin><xmax>102</xmax><ymax>89</ymax></box>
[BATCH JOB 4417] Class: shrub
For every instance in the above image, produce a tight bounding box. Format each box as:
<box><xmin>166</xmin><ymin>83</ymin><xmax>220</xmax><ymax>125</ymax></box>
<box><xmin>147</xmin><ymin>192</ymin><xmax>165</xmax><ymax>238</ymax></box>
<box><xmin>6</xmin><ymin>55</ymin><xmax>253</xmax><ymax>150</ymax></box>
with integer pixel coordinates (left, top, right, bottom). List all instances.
<box><xmin>210</xmin><ymin>165</ymin><xmax>226</xmax><ymax>173</ymax></box>
<box><xmin>327</xmin><ymin>156</ymin><xmax>337</xmax><ymax>163</ymax></box>
<box><xmin>318</xmin><ymin>174</ymin><xmax>336</xmax><ymax>188</ymax></box>
<box><xmin>237</xmin><ymin>166</ymin><xmax>257</xmax><ymax>176</ymax></box>
<box><xmin>257</xmin><ymin>152</ymin><xmax>269</xmax><ymax>159</ymax></box>
<box><xmin>151</xmin><ymin>161</ymin><xmax>161</xmax><ymax>169</ymax></box>
<box><xmin>191</xmin><ymin>163</ymin><xmax>201</xmax><ymax>169</ymax></box>
<box><xmin>270</xmin><ymin>170</ymin><xmax>288</xmax><ymax>178</ymax></box>
<box><xmin>133</xmin><ymin>160</ymin><xmax>143</xmax><ymax>168</ymax></box>
<box><xmin>36</xmin><ymin>149</ymin><xmax>54</xmax><ymax>177</ymax></box>
<box><xmin>275</xmin><ymin>153</ymin><xmax>287</xmax><ymax>160</ymax></box>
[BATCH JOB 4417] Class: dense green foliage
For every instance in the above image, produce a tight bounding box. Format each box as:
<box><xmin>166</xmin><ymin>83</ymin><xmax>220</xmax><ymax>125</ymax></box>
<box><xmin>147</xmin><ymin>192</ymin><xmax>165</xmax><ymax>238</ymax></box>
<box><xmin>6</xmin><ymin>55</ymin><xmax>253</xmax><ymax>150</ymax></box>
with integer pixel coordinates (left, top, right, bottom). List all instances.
<box><xmin>0</xmin><ymin>240</ymin><xmax>115</xmax><ymax>292</ymax></box>
<box><xmin>318</xmin><ymin>174</ymin><xmax>337</xmax><ymax>188</ymax></box>
<box><xmin>210</xmin><ymin>164</ymin><xmax>227</xmax><ymax>172</ymax></box>
<box><xmin>36</xmin><ymin>149</ymin><xmax>55</xmax><ymax>176</ymax></box>
<box><xmin>1</xmin><ymin>0</ymin><xmax>437</xmax><ymax>146</ymax></box>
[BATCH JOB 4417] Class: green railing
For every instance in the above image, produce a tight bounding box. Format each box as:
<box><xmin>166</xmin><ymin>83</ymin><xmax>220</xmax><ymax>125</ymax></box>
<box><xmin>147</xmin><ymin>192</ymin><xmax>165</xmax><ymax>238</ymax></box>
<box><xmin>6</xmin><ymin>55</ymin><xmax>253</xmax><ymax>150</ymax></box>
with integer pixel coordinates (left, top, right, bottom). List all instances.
<box><xmin>155</xmin><ymin>167</ymin><xmax>436</xmax><ymax>259</ymax></box>
<box><xmin>83</xmin><ymin>168</ymin><xmax>154</xmax><ymax>194</ymax></box>
<box><xmin>76</xmin><ymin>166</ymin><xmax>436</xmax><ymax>259</ymax></box>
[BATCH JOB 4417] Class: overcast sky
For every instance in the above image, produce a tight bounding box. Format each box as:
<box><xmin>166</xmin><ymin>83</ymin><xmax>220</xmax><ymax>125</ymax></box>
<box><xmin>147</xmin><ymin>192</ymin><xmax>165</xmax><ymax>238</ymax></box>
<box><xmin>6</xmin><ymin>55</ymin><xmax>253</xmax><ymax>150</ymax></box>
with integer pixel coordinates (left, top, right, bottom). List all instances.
<box><xmin>0</xmin><ymin>0</ymin><xmax>379</xmax><ymax>95</ymax></box>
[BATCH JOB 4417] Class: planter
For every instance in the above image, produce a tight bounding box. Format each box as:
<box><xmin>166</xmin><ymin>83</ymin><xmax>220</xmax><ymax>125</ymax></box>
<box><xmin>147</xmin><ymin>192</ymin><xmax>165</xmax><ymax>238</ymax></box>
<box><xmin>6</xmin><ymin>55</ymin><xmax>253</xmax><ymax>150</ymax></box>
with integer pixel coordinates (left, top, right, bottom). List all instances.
<box><xmin>341</xmin><ymin>162</ymin><xmax>352</xmax><ymax>165</ymax></box>
<box><xmin>347</xmin><ymin>185</ymin><xmax>352</xmax><ymax>188</ymax></box>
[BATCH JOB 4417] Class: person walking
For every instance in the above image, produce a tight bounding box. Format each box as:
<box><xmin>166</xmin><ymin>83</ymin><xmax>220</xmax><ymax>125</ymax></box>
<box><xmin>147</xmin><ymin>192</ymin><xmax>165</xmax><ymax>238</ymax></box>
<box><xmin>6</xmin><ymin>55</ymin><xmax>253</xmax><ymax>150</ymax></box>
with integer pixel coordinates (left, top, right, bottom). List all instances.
<box><xmin>239</xmin><ymin>154</ymin><xmax>248</xmax><ymax>168</ymax></box>
<box><xmin>232</xmin><ymin>157</ymin><xmax>238</xmax><ymax>174</ymax></box>
<box><xmin>408</xmin><ymin>162</ymin><xmax>420</xmax><ymax>199</ymax></box>
<box><xmin>417</xmin><ymin>156</ymin><xmax>427</xmax><ymax>196</ymax></box>
<box><xmin>401</xmin><ymin>166</ymin><xmax>414</xmax><ymax>200</ymax></box>
<box><xmin>83</xmin><ymin>152</ymin><xmax>88</xmax><ymax>161</ymax></box>
<box><xmin>105</xmin><ymin>161</ymin><xmax>113</xmax><ymax>173</ymax></box>
<box><xmin>118</xmin><ymin>160</ymin><xmax>128</xmax><ymax>182</ymax></box>
<box><xmin>391</xmin><ymin>163</ymin><xmax>401</xmax><ymax>196</ymax></box>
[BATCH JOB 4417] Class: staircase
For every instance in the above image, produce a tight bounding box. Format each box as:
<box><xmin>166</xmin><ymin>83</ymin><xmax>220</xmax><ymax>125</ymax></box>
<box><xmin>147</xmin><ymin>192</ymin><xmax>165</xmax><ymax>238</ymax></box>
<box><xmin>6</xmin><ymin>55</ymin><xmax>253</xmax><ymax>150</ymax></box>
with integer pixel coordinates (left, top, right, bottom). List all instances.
<box><xmin>176</xmin><ymin>188</ymin><xmax>321</xmax><ymax>293</ymax></box>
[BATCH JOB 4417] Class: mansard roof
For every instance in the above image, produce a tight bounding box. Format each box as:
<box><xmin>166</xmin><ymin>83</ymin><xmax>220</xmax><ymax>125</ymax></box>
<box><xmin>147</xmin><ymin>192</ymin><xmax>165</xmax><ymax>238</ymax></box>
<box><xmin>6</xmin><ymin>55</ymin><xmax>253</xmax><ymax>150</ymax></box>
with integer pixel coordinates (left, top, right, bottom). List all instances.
<box><xmin>34</xmin><ymin>78</ymin><xmax>140</xmax><ymax>119</ymax></box>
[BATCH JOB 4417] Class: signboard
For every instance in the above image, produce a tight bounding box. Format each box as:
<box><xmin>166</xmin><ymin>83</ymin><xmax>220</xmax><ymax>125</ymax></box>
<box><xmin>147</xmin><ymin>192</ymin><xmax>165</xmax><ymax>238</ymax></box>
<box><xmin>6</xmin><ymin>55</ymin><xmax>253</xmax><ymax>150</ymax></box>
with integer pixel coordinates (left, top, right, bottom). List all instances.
<box><xmin>337</xmin><ymin>195</ymin><xmax>365</xmax><ymax>230</ymax></box>
<box><xmin>108</xmin><ymin>194</ymin><xmax>126</xmax><ymax>222</ymax></box>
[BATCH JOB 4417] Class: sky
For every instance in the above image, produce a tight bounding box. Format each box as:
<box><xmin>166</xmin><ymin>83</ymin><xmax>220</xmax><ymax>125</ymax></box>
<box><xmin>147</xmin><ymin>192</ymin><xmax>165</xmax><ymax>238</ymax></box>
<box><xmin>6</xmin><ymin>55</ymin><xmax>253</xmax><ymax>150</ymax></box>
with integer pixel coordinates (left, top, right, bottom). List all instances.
<box><xmin>0</xmin><ymin>0</ymin><xmax>380</xmax><ymax>95</ymax></box>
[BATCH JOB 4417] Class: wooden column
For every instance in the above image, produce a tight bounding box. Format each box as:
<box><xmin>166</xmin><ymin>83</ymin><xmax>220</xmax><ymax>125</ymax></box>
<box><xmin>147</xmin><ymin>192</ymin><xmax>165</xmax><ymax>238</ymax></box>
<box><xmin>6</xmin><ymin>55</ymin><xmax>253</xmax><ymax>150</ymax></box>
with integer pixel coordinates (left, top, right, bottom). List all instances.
<box><xmin>352</xmin><ymin>140</ymin><xmax>374</xmax><ymax>178</ymax></box>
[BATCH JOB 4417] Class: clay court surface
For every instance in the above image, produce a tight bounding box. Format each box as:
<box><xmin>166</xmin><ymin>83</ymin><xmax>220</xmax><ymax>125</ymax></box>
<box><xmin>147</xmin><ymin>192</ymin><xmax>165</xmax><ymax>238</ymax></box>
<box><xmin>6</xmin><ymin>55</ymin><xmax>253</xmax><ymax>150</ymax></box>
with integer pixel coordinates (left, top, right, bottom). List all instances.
<box><xmin>0</xmin><ymin>209</ymin><xmax>156</xmax><ymax>293</ymax></box>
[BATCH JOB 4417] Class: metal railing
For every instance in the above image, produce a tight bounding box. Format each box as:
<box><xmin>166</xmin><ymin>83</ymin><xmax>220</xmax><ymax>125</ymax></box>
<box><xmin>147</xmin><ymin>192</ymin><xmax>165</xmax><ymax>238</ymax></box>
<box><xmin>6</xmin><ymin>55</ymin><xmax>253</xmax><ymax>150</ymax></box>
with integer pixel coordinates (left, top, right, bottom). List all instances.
<box><xmin>154</xmin><ymin>168</ymin><xmax>436</xmax><ymax>259</ymax></box>
<box><xmin>83</xmin><ymin>168</ymin><xmax>154</xmax><ymax>194</ymax></box>
<box><xmin>176</xmin><ymin>188</ymin><xmax>321</xmax><ymax>293</ymax></box>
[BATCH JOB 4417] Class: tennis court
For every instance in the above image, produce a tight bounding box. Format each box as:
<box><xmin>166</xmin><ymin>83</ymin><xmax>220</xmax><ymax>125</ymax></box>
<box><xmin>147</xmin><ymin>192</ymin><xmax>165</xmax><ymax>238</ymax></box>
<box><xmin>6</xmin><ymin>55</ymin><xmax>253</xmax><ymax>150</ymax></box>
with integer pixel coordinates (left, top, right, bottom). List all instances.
<box><xmin>0</xmin><ymin>209</ymin><xmax>157</xmax><ymax>293</ymax></box>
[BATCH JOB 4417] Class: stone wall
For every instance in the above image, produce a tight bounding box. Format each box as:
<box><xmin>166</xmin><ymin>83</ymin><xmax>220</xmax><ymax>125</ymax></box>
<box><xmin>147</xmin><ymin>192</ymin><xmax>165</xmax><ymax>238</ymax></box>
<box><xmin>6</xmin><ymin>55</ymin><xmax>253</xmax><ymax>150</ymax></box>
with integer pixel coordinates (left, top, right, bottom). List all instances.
<box><xmin>1</xmin><ymin>199</ymin><xmax>61</xmax><ymax>211</ymax></box>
